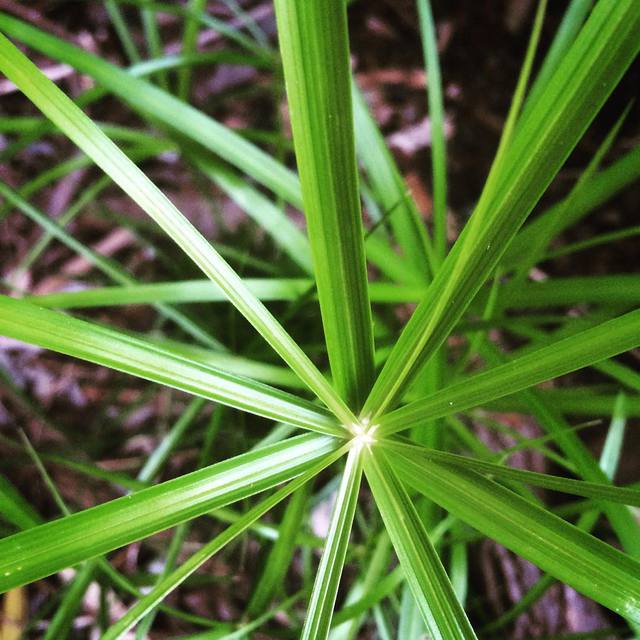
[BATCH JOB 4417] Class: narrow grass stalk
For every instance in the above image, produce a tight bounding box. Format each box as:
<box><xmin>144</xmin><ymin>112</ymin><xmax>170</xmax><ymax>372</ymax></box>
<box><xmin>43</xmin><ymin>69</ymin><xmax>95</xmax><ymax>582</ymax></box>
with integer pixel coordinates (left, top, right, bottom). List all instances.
<box><xmin>0</xmin><ymin>179</ymin><xmax>222</xmax><ymax>350</ymax></box>
<box><xmin>417</xmin><ymin>0</ymin><xmax>447</xmax><ymax>267</ymax></box>
<box><xmin>248</xmin><ymin>482</ymin><xmax>311</xmax><ymax>615</ymax></box>
<box><xmin>139</xmin><ymin>0</ymin><xmax>168</xmax><ymax>89</ymax></box>
<box><xmin>352</xmin><ymin>84</ymin><xmax>434</xmax><ymax>279</ymax></box>
<box><xmin>105</xmin><ymin>0</ymin><xmax>141</xmax><ymax>63</ymax></box>
<box><xmin>177</xmin><ymin>0</ymin><xmax>208</xmax><ymax>100</ymax></box>
<box><xmin>383</xmin><ymin>441</ymin><xmax>640</xmax><ymax>507</ymax></box>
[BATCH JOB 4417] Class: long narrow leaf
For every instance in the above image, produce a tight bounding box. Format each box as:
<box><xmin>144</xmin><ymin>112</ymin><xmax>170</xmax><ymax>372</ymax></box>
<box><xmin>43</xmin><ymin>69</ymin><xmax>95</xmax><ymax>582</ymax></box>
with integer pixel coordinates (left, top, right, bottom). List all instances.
<box><xmin>103</xmin><ymin>447</ymin><xmax>345</xmax><ymax>639</ymax></box>
<box><xmin>505</xmin><ymin>144</ymin><xmax>640</xmax><ymax>268</ymax></box>
<box><xmin>361</xmin><ymin>0</ymin><xmax>640</xmax><ymax>419</ymax></box>
<box><xmin>0</xmin><ymin>12</ymin><xmax>399</xmax><ymax>289</ymax></box>
<box><xmin>383</xmin><ymin>441</ymin><xmax>640</xmax><ymax>507</ymax></box>
<box><xmin>248</xmin><ymin>482</ymin><xmax>310</xmax><ymax>615</ymax></box>
<box><xmin>378</xmin><ymin>308</ymin><xmax>640</xmax><ymax>436</ymax></box>
<box><xmin>389</xmin><ymin>449</ymin><xmax>640</xmax><ymax>623</ymax></box>
<box><xmin>302</xmin><ymin>445</ymin><xmax>364</xmax><ymax>639</ymax></box>
<box><xmin>274</xmin><ymin>0</ymin><xmax>375</xmax><ymax>409</ymax></box>
<box><xmin>365</xmin><ymin>452</ymin><xmax>476</xmax><ymax>639</ymax></box>
<box><xmin>352</xmin><ymin>85</ymin><xmax>433</xmax><ymax>279</ymax></box>
<box><xmin>0</xmin><ymin>434</ymin><xmax>340</xmax><ymax>592</ymax></box>
<box><xmin>417</xmin><ymin>0</ymin><xmax>447</xmax><ymax>266</ymax></box>
<box><xmin>28</xmin><ymin>274</ymin><xmax>640</xmax><ymax>310</ymax></box>
<box><xmin>0</xmin><ymin>180</ymin><xmax>222</xmax><ymax>350</ymax></box>
<box><xmin>0</xmin><ymin>13</ymin><xmax>293</xmax><ymax>203</ymax></box>
<box><xmin>0</xmin><ymin>296</ymin><xmax>342</xmax><ymax>436</ymax></box>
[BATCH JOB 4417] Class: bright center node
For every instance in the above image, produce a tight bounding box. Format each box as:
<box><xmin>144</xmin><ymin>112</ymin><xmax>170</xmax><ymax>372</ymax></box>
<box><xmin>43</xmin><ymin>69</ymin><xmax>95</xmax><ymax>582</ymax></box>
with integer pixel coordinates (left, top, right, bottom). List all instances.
<box><xmin>350</xmin><ymin>421</ymin><xmax>377</xmax><ymax>449</ymax></box>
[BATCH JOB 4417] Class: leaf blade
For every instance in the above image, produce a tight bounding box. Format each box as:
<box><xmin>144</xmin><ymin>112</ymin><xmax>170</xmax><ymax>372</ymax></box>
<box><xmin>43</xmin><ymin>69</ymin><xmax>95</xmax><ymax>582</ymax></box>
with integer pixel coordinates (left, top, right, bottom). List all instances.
<box><xmin>389</xmin><ymin>449</ymin><xmax>640</xmax><ymax>623</ymax></box>
<box><xmin>361</xmin><ymin>0</ymin><xmax>640</xmax><ymax>418</ymax></box>
<box><xmin>0</xmin><ymin>295</ymin><xmax>341</xmax><ymax>436</ymax></box>
<box><xmin>302</xmin><ymin>445</ymin><xmax>364</xmax><ymax>640</ymax></box>
<box><xmin>0</xmin><ymin>434</ymin><xmax>340</xmax><ymax>592</ymax></box>
<box><xmin>365</xmin><ymin>452</ymin><xmax>477</xmax><ymax>640</ymax></box>
<box><xmin>378</xmin><ymin>308</ymin><xmax>640</xmax><ymax>436</ymax></box>
<box><xmin>274</xmin><ymin>0</ymin><xmax>375</xmax><ymax>409</ymax></box>
<box><xmin>103</xmin><ymin>447</ymin><xmax>346</xmax><ymax>640</ymax></box>
<box><xmin>0</xmin><ymin>31</ymin><xmax>354</xmax><ymax>425</ymax></box>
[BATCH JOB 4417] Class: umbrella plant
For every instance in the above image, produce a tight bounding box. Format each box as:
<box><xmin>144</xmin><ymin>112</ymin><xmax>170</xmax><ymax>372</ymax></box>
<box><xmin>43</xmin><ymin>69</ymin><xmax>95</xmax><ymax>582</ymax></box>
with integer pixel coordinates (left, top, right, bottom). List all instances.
<box><xmin>0</xmin><ymin>0</ymin><xmax>639</xmax><ymax>637</ymax></box>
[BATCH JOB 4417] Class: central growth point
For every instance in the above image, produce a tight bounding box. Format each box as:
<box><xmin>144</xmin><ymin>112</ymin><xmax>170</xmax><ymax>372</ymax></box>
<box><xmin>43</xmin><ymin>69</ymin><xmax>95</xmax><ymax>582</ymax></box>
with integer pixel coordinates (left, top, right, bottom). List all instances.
<box><xmin>350</xmin><ymin>419</ymin><xmax>377</xmax><ymax>449</ymax></box>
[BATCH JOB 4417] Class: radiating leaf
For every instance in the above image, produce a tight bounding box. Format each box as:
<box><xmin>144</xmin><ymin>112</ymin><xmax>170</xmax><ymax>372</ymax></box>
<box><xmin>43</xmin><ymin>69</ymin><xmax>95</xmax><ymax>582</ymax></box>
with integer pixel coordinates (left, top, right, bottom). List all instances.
<box><xmin>0</xmin><ymin>295</ymin><xmax>342</xmax><ymax>436</ymax></box>
<box><xmin>0</xmin><ymin>434</ymin><xmax>340</xmax><ymax>592</ymax></box>
<box><xmin>365</xmin><ymin>452</ymin><xmax>476</xmax><ymax>639</ymax></box>
<box><xmin>389</xmin><ymin>449</ymin><xmax>640</xmax><ymax>623</ymax></box>
<box><xmin>274</xmin><ymin>0</ymin><xmax>375</xmax><ymax>409</ymax></box>
<box><xmin>384</xmin><ymin>440</ymin><xmax>640</xmax><ymax>506</ymax></box>
<box><xmin>103</xmin><ymin>447</ymin><xmax>346</xmax><ymax>639</ymax></box>
<box><xmin>361</xmin><ymin>0</ymin><xmax>640</xmax><ymax>419</ymax></box>
<box><xmin>301</xmin><ymin>445</ymin><xmax>364</xmax><ymax>639</ymax></box>
<box><xmin>378</xmin><ymin>308</ymin><xmax>640</xmax><ymax>436</ymax></box>
<box><xmin>0</xmin><ymin>32</ymin><xmax>354</xmax><ymax>425</ymax></box>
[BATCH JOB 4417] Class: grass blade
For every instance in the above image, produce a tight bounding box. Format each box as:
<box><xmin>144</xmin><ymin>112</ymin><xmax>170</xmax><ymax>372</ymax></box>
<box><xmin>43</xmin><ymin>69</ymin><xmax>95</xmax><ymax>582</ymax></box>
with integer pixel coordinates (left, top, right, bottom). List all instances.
<box><xmin>274</xmin><ymin>0</ymin><xmax>375</xmax><ymax>409</ymax></box>
<box><xmin>352</xmin><ymin>85</ymin><xmax>433</xmax><ymax>280</ymax></box>
<box><xmin>26</xmin><ymin>274</ymin><xmax>640</xmax><ymax>310</ymax></box>
<box><xmin>601</xmin><ymin>394</ymin><xmax>627</xmax><ymax>481</ymax></box>
<box><xmin>365</xmin><ymin>452</ymin><xmax>476</xmax><ymax>639</ymax></box>
<box><xmin>140</xmin><ymin>0</ymin><xmax>168</xmax><ymax>89</ymax></box>
<box><xmin>389</xmin><ymin>449</ymin><xmax>640</xmax><ymax>623</ymax></box>
<box><xmin>378</xmin><ymin>308</ymin><xmax>640</xmax><ymax>436</ymax></box>
<box><xmin>27</xmin><ymin>278</ymin><xmax>314</xmax><ymax>308</ymax></box>
<box><xmin>503</xmin><ymin>106</ymin><xmax>628</xmax><ymax>300</ymax></box>
<box><xmin>398</xmin><ymin>586</ymin><xmax>427</xmax><ymax>640</ymax></box>
<box><xmin>0</xmin><ymin>12</ymin><xmax>421</xmax><ymax>285</ymax></box>
<box><xmin>0</xmin><ymin>179</ymin><xmax>222</xmax><ymax>350</ymax></box>
<box><xmin>417</xmin><ymin>0</ymin><xmax>447</xmax><ymax>266</ymax></box>
<box><xmin>0</xmin><ymin>434</ymin><xmax>340</xmax><ymax>592</ymax></box>
<box><xmin>361</xmin><ymin>0</ymin><xmax>640</xmax><ymax>419</ymax></box>
<box><xmin>0</xmin><ymin>14</ymin><xmax>293</xmax><ymax>204</ymax></box>
<box><xmin>192</xmin><ymin>155</ymin><xmax>313</xmax><ymax>274</ymax></box>
<box><xmin>478</xmin><ymin>0</ymin><xmax>547</xmax><ymax>204</ymax></box>
<box><xmin>491</xmin><ymin>274</ymin><xmax>640</xmax><ymax>310</ymax></box>
<box><xmin>105</xmin><ymin>0</ymin><xmax>141</xmax><ymax>63</ymax></box>
<box><xmin>330</xmin><ymin>532</ymin><xmax>392</xmax><ymax>640</ymax></box>
<box><xmin>177</xmin><ymin>0</ymin><xmax>208</xmax><ymax>100</ymax></box>
<box><xmin>248</xmin><ymin>482</ymin><xmax>310</xmax><ymax>615</ymax></box>
<box><xmin>0</xmin><ymin>475</ymin><xmax>39</xmax><ymax>531</ymax></box>
<box><xmin>0</xmin><ymin>296</ymin><xmax>342</xmax><ymax>436</ymax></box>
<box><xmin>0</xmin><ymin>31</ymin><xmax>354</xmax><ymax>425</ymax></box>
<box><xmin>504</xmin><ymin>144</ymin><xmax>640</xmax><ymax>268</ymax></box>
<box><xmin>301</xmin><ymin>445</ymin><xmax>364</xmax><ymax>639</ymax></box>
<box><xmin>524</xmin><ymin>0</ymin><xmax>594</xmax><ymax>119</ymax></box>
<box><xmin>524</xmin><ymin>394</ymin><xmax>640</xmax><ymax>558</ymax></box>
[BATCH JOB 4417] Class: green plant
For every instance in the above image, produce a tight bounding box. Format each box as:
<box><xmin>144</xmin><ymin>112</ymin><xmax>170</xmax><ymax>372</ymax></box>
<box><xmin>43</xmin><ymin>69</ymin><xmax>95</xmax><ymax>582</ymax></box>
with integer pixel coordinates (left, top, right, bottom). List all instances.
<box><xmin>0</xmin><ymin>0</ymin><xmax>639</xmax><ymax>638</ymax></box>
